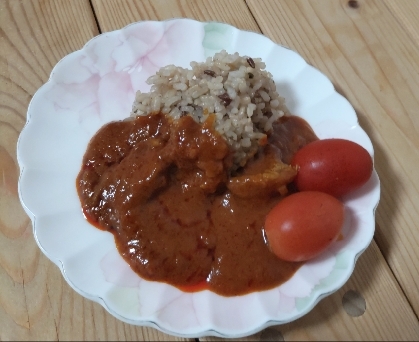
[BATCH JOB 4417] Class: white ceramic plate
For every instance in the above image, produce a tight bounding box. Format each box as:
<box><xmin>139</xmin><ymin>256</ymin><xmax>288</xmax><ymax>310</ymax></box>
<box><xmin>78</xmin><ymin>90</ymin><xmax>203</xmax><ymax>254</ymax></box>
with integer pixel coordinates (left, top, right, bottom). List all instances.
<box><xmin>17</xmin><ymin>19</ymin><xmax>380</xmax><ymax>338</ymax></box>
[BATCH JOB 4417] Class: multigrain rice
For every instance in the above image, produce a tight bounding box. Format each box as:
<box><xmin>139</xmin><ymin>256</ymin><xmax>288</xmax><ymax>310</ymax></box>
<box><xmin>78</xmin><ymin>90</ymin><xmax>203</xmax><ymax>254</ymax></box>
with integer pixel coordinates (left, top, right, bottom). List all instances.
<box><xmin>131</xmin><ymin>50</ymin><xmax>288</xmax><ymax>169</ymax></box>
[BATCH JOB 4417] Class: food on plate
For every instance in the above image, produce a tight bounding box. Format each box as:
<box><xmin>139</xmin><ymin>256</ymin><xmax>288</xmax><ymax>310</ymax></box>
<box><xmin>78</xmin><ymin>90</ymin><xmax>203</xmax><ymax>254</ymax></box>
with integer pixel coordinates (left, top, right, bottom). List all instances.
<box><xmin>264</xmin><ymin>191</ymin><xmax>345</xmax><ymax>262</ymax></box>
<box><xmin>77</xmin><ymin>51</ymin><xmax>358</xmax><ymax>296</ymax></box>
<box><xmin>291</xmin><ymin>138</ymin><xmax>373</xmax><ymax>198</ymax></box>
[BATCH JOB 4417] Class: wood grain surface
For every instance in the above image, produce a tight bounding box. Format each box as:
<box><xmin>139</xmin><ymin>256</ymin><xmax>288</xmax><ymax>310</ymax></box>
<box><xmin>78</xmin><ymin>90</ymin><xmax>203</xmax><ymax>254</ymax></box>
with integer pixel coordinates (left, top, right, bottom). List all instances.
<box><xmin>1</xmin><ymin>0</ymin><xmax>419</xmax><ymax>340</ymax></box>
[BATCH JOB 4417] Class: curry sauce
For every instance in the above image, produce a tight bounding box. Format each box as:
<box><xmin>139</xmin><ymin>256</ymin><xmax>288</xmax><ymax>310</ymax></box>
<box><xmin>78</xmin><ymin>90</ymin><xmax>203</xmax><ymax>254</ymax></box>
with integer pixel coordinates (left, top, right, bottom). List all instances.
<box><xmin>77</xmin><ymin>113</ymin><xmax>318</xmax><ymax>296</ymax></box>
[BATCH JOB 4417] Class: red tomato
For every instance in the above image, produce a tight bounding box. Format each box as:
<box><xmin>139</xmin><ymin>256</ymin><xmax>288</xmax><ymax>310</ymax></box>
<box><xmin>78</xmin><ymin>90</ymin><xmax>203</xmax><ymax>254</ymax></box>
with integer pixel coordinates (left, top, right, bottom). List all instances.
<box><xmin>291</xmin><ymin>139</ymin><xmax>373</xmax><ymax>198</ymax></box>
<box><xmin>265</xmin><ymin>191</ymin><xmax>344</xmax><ymax>262</ymax></box>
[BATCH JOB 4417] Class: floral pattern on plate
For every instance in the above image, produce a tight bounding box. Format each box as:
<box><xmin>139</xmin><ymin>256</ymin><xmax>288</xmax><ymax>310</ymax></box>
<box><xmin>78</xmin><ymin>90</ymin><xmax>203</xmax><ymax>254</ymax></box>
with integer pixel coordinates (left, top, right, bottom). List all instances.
<box><xmin>17</xmin><ymin>19</ymin><xmax>380</xmax><ymax>338</ymax></box>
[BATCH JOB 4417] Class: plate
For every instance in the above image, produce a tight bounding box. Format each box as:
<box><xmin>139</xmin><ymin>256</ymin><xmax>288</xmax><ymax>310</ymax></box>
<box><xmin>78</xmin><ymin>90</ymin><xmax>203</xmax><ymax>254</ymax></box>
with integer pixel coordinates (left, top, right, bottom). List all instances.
<box><xmin>17</xmin><ymin>19</ymin><xmax>380</xmax><ymax>338</ymax></box>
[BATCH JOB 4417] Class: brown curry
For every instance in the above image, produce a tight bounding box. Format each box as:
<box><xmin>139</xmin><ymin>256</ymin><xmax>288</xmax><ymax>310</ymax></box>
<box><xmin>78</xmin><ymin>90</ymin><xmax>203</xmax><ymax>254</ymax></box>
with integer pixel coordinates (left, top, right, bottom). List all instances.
<box><xmin>77</xmin><ymin>113</ymin><xmax>317</xmax><ymax>296</ymax></box>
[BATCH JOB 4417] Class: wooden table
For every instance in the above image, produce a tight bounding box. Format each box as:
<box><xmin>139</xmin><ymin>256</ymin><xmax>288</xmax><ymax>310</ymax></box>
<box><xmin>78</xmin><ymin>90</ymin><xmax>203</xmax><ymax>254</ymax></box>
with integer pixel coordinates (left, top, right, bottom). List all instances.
<box><xmin>1</xmin><ymin>0</ymin><xmax>419</xmax><ymax>340</ymax></box>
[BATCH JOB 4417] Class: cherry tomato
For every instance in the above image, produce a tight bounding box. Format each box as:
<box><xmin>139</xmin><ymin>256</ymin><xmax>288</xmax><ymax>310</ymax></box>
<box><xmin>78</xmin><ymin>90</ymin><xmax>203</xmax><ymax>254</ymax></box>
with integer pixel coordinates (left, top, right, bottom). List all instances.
<box><xmin>291</xmin><ymin>139</ymin><xmax>373</xmax><ymax>198</ymax></box>
<box><xmin>265</xmin><ymin>191</ymin><xmax>344</xmax><ymax>262</ymax></box>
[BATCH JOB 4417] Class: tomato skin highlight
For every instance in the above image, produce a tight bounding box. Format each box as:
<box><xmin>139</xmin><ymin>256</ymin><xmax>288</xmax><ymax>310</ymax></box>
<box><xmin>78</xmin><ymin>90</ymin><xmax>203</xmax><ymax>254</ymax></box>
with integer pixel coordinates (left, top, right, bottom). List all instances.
<box><xmin>291</xmin><ymin>139</ymin><xmax>373</xmax><ymax>198</ymax></box>
<box><xmin>265</xmin><ymin>191</ymin><xmax>344</xmax><ymax>262</ymax></box>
